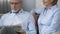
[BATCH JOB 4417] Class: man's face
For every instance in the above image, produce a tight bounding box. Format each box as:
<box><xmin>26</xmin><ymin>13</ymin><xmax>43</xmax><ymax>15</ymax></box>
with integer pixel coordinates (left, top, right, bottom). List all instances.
<box><xmin>43</xmin><ymin>0</ymin><xmax>54</xmax><ymax>6</ymax></box>
<box><xmin>10</xmin><ymin>0</ymin><xmax>22</xmax><ymax>12</ymax></box>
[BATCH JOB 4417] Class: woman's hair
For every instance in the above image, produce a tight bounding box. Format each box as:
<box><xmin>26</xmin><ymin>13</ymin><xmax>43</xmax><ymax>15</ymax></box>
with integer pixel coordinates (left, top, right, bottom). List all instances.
<box><xmin>52</xmin><ymin>0</ymin><xmax>58</xmax><ymax>5</ymax></box>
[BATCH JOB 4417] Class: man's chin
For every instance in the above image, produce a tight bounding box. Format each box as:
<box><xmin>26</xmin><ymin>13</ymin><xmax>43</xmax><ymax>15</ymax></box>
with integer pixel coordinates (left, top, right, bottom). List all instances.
<box><xmin>12</xmin><ymin>9</ymin><xmax>18</xmax><ymax>12</ymax></box>
<box><xmin>14</xmin><ymin>9</ymin><xmax>18</xmax><ymax>11</ymax></box>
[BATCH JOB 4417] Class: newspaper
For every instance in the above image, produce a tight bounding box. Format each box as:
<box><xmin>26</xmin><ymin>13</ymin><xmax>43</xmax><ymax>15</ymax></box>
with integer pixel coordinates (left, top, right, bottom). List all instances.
<box><xmin>0</xmin><ymin>26</ymin><xmax>22</xmax><ymax>34</ymax></box>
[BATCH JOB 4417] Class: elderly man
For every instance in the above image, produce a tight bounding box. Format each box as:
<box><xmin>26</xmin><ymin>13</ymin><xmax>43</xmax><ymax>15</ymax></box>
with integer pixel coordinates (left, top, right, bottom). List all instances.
<box><xmin>0</xmin><ymin>0</ymin><xmax>36</xmax><ymax>34</ymax></box>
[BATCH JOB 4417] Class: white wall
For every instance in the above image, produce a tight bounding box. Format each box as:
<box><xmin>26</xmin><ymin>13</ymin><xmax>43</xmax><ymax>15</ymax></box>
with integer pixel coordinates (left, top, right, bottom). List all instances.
<box><xmin>58</xmin><ymin>0</ymin><xmax>60</xmax><ymax>7</ymax></box>
<box><xmin>22</xmin><ymin>0</ymin><xmax>35</xmax><ymax>11</ymax></box>
<box><xmin>36</xmin><ymin>0</ymin><xmax>43</xmax><ymax>9</ymax></box>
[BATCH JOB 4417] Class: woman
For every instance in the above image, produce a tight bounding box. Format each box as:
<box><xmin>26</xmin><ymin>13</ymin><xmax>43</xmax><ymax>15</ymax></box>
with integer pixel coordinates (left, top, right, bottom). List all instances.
<box><xmin>31</xmin><ymin>0</ymin><xmax>60</xmax><ymax>34</ymax></box>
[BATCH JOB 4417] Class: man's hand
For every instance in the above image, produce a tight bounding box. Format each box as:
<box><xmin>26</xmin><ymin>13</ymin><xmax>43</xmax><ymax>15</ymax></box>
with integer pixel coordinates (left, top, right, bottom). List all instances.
<box><xmin>19</xmin><ymin>30</ymin><xmax>26</xmax><ymax>34</ymax></box>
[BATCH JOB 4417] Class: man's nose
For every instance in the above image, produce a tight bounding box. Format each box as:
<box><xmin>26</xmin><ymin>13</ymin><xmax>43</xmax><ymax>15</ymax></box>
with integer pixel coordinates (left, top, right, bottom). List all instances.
<box><xmin>12</xmin><ymin>4</ymin><xmax>16</xmax><ymax>7</ymax></box>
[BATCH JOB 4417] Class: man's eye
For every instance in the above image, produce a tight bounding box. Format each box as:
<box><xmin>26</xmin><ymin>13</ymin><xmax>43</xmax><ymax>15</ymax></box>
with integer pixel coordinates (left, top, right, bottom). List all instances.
<box><xmin>10</xmin><ymin>3</ymin><xmax>19</xmax><ymax>4</ymax></box>
<box><xmin>10</xmin><ymin>3</ymin><xmax>14</xmax><ymax>4</ymax></box>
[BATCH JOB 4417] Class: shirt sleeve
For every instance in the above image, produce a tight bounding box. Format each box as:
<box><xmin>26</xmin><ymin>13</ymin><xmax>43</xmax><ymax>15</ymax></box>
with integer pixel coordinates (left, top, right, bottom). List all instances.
<box><xmin>0</xmin><ymin>14</ymin><xmax>7</xmax><ymax>26</ymax></box>
<box><xmin>0</xmin><ymin>19</ymin><xmax>2</xmax><ymax>26</ymax></box>
<box><xmin>0</xmin><ymin>16</ymin><xmax>4</xmax><ymax>26</ymax></box>
<box><xmin>26</xmin><ymin>14</ymin><xmax>36</xmax><ymax>34</ymax></box>
<box><xmin>45</xmin><ymin>10</ymin><xmax>60</xmax><ymax>34</ymax></box>
<box><xmin>30</xmin><ymin>9</ymin><xmax>42</xmax><ymax>15</ymax></box>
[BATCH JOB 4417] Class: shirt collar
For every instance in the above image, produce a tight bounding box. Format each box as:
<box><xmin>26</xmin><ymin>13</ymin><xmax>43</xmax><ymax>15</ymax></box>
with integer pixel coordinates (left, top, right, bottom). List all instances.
<box><xmin>44</xmin><ymin>4</ymin><xmax>58</xmax><ymax>12</ymax></box>
<box><xmin>10</xmin><ymin>9</ymin><xmax>24</xmax><ymax>16</ymax></box>
<box><xmin>10</xmin><ymin>9</ymin><xmax>24</xmax><ymax>14</ymax></box>
<box><xmin>44</xmin><ymin>5</ymin><xmax>58</xmax><ymax>13</ymax></box>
